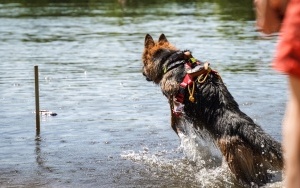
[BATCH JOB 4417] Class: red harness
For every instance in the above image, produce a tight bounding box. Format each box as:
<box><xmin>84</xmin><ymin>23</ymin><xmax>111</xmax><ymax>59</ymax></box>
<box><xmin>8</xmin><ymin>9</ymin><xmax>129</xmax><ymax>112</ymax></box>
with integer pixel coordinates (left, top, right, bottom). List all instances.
<box><xmin>172</xmin><ymin>59</ymin><xmax>219</xmax><ymax>117</ymax></box>
<box><xmin>171</xmin><ymin>60</ymin><xmax>198</xmax><ymax>116</ymax></box>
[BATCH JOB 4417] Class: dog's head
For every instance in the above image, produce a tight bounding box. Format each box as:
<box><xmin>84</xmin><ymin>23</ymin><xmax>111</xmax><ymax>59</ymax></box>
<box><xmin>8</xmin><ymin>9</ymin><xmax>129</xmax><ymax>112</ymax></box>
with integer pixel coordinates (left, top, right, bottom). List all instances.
<box><xmin>142</xmin><ymin>34</ymin><xmax>178</xmax><ymax>84</ymax></box>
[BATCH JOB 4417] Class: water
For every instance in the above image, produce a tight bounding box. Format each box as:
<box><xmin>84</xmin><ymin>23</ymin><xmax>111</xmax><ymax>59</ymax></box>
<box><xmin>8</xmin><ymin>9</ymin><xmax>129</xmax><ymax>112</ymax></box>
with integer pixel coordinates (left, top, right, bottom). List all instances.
<box><xmin>0</xmin><ymin>1</ymin><xmax>287</xmax><ymax>187</ymax></box>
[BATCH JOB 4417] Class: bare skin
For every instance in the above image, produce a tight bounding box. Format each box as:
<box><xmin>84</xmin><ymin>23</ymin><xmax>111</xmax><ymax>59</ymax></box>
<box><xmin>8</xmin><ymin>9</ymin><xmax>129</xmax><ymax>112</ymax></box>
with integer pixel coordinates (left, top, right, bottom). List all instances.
<box><xmin>254</xmin><ymin>0</ymin><xmax>300</xmax><ymax>187</ymax></box>
<box><xmin>283</xmin><ymin>75</ymin><xmax>300</xmax><ymax>188</ymax></box>
<box><xmin>254</xmin><ymin>0</ymin><xmax>288</xmax><ymax>34</ymax></box>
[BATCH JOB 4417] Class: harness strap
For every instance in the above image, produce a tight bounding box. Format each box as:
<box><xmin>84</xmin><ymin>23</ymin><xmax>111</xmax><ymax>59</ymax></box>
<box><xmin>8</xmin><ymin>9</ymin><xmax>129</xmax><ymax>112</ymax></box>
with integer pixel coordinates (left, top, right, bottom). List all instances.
<box><xmin>163</xmin><ymin>51</ymin><xmax>185</xmax><ymax>74</ymax></box>
<box><xmin>164</xmin><ymin>60</ymin><xmax>185</xmax><ymax>74</ymax></box>
<box><xmin>180</xmin><ymin>74</ymin><xmax>193</xmax><ymax>87</ymax></box>
<box><xmin>172</xmin><ymin>62</ymin><xmax>220</xmax><ymax>117</ymax></box>
<box><xmin>162</xmin><ymin>50</ymin><xmax>221</xmax><ymax>117</ymax></box>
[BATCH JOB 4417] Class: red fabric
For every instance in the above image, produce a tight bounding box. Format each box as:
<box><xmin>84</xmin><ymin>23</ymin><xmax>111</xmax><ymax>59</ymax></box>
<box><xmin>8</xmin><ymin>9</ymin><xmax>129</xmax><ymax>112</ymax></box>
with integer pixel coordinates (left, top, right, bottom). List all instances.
<box><xmin>273</xmin><ymin>0</ymin><xmax>300</xmax><ymax>79</ymax></box>
<box><xmin>180</xmin><ymin>74</ymin><xmax>193</xmax><ymax>87</ymax></box>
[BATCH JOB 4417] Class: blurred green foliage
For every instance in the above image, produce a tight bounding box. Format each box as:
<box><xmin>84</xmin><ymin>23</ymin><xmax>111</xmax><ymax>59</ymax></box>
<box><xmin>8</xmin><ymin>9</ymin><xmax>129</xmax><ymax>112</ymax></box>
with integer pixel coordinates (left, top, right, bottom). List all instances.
<box><xmin>0</xmin><ymin>0</ymin><xmax>255</xmax><ymax>20</ymax></box>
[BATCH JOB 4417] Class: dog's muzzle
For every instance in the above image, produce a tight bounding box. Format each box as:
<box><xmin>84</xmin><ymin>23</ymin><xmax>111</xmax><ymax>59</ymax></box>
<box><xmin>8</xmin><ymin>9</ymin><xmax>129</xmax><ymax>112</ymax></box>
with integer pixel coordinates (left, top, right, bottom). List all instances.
<box><xmin>143</xmin><ymin>72</ymin><xmax>152</xmax><ymax>81</ymax></box>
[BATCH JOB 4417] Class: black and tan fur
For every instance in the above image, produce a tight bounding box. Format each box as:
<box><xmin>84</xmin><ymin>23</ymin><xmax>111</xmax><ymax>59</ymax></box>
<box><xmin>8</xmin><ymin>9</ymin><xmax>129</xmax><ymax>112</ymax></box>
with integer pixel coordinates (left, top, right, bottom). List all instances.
<box><xmin>142</xmin><ymin>34</ymin><xmax>283</xmax><ymax>186</ymax></box>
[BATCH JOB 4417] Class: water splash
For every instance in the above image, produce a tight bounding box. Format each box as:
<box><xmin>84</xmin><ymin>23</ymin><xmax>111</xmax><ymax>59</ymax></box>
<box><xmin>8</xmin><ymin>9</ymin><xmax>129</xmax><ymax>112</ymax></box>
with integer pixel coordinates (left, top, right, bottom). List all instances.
<box><xmin>177</xmin><ymin>121</ymin><xmax>238</xmax><ymax>187</ymax></box>
<box><xmin>121</xmin><ymin>121</ymin><xmax>283</xmax><ymax>187</ymax></box>
<box><xmin>121</xmin><ymin>121</ymin><xmax>237</xmax><ymax>187</ymax></box>
<box><xmin>177</xmin><ymin>120</ymin><xmax>222</xmax><ymax>168</ymax></box>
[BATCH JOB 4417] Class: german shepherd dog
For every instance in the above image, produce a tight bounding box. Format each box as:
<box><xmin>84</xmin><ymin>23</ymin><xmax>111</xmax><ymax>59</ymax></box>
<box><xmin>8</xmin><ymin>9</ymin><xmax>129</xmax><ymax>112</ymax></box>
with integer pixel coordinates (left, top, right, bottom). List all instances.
<box><xmin>142</xmin><ymin>34</ymin><xmax>283</xmax><ymax>186</ymax></box>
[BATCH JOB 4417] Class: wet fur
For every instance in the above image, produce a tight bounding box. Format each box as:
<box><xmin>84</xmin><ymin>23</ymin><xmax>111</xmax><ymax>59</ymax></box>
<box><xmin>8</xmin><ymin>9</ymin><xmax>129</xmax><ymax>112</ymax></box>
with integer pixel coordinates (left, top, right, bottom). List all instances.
<box><xmin>142</xmin><ymin>34</ymin><xmax>283</xmax><ymax>186</ymax></box>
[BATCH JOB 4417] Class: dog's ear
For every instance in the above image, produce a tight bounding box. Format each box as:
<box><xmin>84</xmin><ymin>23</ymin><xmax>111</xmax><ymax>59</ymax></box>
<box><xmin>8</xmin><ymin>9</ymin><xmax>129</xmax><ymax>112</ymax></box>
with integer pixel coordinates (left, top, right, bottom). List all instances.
<box><xmin>158</xmin><ymin>33</ymin><xmax>168</xmax><ymax>44</ymax></box>
<box><xmin>144</xmin><ymin>34</ymin><xmax>155</xmax><ymax>48</ymax></box>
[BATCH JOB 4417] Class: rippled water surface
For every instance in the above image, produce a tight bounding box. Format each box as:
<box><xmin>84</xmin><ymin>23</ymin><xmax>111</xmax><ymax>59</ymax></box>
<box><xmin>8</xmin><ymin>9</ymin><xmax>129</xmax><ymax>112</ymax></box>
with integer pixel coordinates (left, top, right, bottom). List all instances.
<box><xmin>0</xmin><ymin>1</ymin><xmax>287</xmax><ymax>187</ymax></box>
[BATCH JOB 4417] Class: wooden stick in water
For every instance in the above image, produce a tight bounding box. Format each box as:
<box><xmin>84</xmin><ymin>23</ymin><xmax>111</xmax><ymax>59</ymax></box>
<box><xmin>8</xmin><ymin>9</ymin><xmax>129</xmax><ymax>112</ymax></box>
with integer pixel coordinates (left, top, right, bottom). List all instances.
<box><xmin>34</xmin><ymin>65</ymin><xmax>40</xmax><ymax>134</ymax></box>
